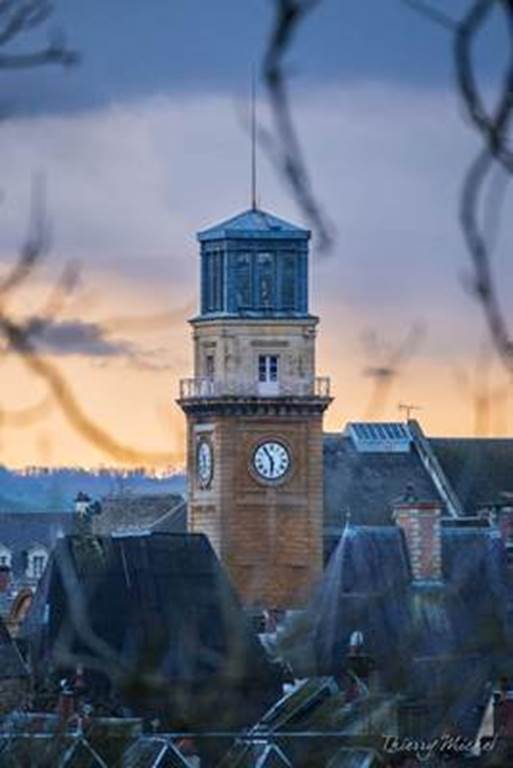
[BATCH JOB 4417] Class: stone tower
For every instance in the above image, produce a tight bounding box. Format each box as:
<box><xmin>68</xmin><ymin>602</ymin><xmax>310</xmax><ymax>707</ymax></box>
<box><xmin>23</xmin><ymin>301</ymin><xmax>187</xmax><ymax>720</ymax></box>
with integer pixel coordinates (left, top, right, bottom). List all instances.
<box><xmin>177</xmin><ymin>207</ymin><xmax>331</xmax><ymax>610</ymax></box>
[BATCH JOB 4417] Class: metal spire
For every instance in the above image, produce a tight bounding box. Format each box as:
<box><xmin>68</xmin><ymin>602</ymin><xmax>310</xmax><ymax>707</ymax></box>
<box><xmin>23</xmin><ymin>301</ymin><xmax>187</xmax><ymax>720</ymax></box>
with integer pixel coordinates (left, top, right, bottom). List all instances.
<box><xmin>251</xmin><ymin>73</ymin><xmax>257</xmax><ymax>211</ymax></box>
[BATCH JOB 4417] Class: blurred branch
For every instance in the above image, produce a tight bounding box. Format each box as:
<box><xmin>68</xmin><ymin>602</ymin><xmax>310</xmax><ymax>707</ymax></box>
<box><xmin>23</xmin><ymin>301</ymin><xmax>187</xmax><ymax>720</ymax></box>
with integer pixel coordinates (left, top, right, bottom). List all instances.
<box><xmin>430</xmin><ymin>0</ymin><xmax>513</xmax><ymax>375</ymax></box>
<box><xmin>0</xmin><ymin>0</ymin><xmax>78</xmax><ymax>69</ymax></box>
<box><xmin>401</xmin><ymin>0</ymin><xmax>458</xmax><ymax>30</ymax></box>
<box><xmin>403</xmin><ymin>1</ymin><xmax>513</xmax><ymax>373</ymax></box>
<box><xmin>1</xmin><ymin>313</ymin><xmax>180</xmax><ymax>464</ymax></box>
<box><xmin>456</xmin><ymin>3</ymin><xmax>513</xmax><ymax>372</ymax></box>
<box><xmin>0</xmin><ymin>182</ymin><xmax>180</xmax><ymax>465</ymax></box>
<box><xmin>455</xmin><ymin>0</ymin><xmax>513</xmax><ymax>166</ymax></box>
<box><xmin>0</xmin><ymin>395</ymin><xmax>51</xmax><ymax>427</ymax></box>
<box><xmin>34</xmin><ymin>260</ymin><xmax>80</xmax><ymax>325</ymax></box>
<box><xmin>362</xmin><ymin>324</ymin><xmax>424</xmax><ymax>419</ymax></box>
<box><xmin>262</xmin><ymin>0</ymin><xmax>334</xmax><ymax>252</ymax></box>
<box><xmin>454</xmin><ymin>343</ymin><xmax>510</xmax><ymax>435</ymax></box>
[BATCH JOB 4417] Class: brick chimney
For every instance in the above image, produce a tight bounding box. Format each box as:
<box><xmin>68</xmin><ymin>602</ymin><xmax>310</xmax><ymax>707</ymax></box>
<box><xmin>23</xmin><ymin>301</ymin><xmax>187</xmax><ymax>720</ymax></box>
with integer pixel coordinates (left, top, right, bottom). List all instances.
<box><xmin>73</xmin><ymin>492</ymin><xmax>102</xmax><ymax>538</ymax></box>
<box><xmin>393</xmin><ymin>499</ymin><xmax>442</xmax><ymax>582</ymax></box>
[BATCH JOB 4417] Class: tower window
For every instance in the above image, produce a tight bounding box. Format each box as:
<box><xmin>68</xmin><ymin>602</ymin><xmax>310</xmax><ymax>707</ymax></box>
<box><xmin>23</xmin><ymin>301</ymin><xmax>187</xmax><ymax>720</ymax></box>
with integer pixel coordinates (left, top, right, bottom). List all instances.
<box><xmin>205</xmin><ymin>354</ymin><xmax>215</xmax><ymax>380</ymax></box>
<box><xmin>235</xmin><ymin>253</ymin><xmax>252</xmax><ymax>310</ymax></box>
<box><xmin>258</xmin><ymin>355</ymin><xmax>279</xmax><ymax>383</ymax></box>
<box><xmin>281</xmin><ymin>252</ymin><xmax>297</xmax><ymax>310</ymax></box>
<box><xmin>256</xmin><ymin>253</ymin><xmax>275</xmax><ymax>309</ymax></box>
<box><xmin>204</xmin><ymin>249</ymin><xmax>225</xmax><ymax>312</ymax></box>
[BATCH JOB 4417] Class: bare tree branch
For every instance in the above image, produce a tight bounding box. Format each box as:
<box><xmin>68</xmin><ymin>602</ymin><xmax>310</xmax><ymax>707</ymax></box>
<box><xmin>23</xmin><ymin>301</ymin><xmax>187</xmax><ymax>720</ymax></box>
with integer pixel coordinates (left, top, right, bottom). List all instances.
<box><xmin>455</xmin><ymin>0</ymin><xmax>513</xmax><ymax>372</ymax></box>
<box><xmin>0</xmin><ymin>180</ymin><xmax>181</xmax><ymax>465</ymax></box>
<box><xmin>401</xmin><ymin>0</ymin><xmax>458</xmax><ymax>30</ymax></box>
<box><xmin>263</xmin><ymin>0</ymin><xmax>334</xmax><ymax>253</ymax></box>
<box><xmin>0</xmin><ymin>396</ymin><xmax>51</xmax><ymax>427</ymax></box>
<box><xmin>362</xmin><ymin>324</ymin><xmax>424</xmax><ymax>419</ymax></box>
<box><xmin>0</xmin><ymin>0</ymin><xmax>77</xmax><ymax>69</ymax></box>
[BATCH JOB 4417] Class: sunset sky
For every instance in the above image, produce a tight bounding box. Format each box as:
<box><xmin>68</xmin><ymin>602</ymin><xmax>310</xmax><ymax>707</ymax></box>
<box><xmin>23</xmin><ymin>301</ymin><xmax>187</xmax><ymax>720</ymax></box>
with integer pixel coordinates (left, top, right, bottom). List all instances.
<box><xmin>1</xmin><ymin>0</ymin><xmax>512</xmax><ymax>468</ymax></box>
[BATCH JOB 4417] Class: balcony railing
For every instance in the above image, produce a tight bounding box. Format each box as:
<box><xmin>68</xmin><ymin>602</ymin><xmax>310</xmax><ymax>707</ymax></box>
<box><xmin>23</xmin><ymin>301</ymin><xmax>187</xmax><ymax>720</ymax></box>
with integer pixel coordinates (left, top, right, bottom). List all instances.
<box><xmin>179</xmin><ymin>376</ymin><xmax>331</xmax><ymax>400</ymax></box>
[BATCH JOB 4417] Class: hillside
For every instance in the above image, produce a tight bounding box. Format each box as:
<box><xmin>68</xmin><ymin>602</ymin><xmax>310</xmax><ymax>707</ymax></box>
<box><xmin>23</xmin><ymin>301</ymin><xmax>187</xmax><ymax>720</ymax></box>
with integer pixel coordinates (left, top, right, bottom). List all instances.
<box><xmin>0</xmin><ymin>466</ymin><xmax>186</xmax><ymax>513</ymax></box>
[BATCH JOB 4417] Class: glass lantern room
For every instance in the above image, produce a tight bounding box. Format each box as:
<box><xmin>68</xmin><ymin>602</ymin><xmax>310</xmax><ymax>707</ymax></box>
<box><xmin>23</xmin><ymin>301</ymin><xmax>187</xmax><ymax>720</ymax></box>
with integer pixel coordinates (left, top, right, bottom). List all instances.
<box><xmin>196</xmin><ymin>208</ymin><xmax>310</xmax><ymax>318</ymax></box>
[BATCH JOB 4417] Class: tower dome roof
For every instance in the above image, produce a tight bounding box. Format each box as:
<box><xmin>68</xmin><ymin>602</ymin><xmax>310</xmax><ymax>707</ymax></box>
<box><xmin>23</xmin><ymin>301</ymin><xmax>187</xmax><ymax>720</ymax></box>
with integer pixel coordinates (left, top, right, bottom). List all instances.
<box><xmin>197</xmin><ymin>207</ymin><xmax>310</xmax><ymax>242</ymax></box>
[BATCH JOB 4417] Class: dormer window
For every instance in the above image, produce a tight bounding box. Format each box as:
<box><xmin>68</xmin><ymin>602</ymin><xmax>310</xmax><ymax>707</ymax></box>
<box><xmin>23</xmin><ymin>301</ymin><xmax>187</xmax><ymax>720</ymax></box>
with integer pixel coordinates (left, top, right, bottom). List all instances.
<box><xmin>0</xmin><ymin>544</ymin><xmax>11</xmax><ymax>568</ymax></box>
<box><xmin>26</xmin><ymin>546</ymin><xmax>48</xmax><ymax>579</ymax></box>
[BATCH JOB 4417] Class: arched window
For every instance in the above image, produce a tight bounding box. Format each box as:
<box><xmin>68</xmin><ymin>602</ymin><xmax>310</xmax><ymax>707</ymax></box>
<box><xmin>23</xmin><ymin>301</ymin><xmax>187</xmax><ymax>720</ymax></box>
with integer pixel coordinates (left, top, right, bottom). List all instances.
<box><xmin>0</xmin><ymin>544</ymin><xmax>12</xmax><ymax>568</ymax></box>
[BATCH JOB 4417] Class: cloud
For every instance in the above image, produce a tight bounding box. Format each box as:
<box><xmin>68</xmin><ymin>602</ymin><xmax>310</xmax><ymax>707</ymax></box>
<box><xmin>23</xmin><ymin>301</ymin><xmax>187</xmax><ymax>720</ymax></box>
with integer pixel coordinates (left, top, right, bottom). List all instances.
<box><xmin>4</xmin><ymin>82</ymin><xmax>513</xmax><ymax>466</ymax></box>
<box><xmin>0</xmin><ymin>83</ymin><xmax>512</xmax><ymax>361</ymax></box>
<box><xmin>25</xmin><ymin>317</ymin><xmax>183</xmax><ymax>375</ymax></box>
<box><xmin>26</xmin><ymin>317</ymin><xmax>134</xmax><ymax>357</ymax></box>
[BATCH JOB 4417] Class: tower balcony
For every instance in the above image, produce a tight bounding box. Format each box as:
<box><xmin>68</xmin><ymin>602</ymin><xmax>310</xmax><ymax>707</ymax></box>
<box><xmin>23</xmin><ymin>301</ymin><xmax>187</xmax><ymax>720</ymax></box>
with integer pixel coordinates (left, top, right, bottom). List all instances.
<box><xmin>178</xmin><ymin>376</ymin><xmax>331</xmax><ymax>401</ymax></box>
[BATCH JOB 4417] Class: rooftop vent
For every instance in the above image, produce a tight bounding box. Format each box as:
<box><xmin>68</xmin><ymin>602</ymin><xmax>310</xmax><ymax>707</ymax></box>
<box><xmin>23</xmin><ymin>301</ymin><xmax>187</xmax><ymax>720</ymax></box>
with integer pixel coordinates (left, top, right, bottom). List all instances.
<box><xmin>345</xmin><ymin>422</ymin><xmax>412</xmax><ymax>453</ymax></box>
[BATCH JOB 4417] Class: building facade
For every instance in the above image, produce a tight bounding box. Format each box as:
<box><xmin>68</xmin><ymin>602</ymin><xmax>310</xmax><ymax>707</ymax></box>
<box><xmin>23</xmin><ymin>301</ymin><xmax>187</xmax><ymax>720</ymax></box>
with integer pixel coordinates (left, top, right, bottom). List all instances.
<box><xmin>178</xmin><ymin>208</ymin><xmax>332</xmax><ymax>610</ymax></box>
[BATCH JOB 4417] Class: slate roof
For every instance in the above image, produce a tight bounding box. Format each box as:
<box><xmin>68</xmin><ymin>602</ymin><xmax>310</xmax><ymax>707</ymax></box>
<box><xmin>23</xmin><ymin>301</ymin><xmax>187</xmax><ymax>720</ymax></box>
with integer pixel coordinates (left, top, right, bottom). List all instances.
<box><xmin>430</xmin><ymin>438</ymin><xmax>513</xmax><ymax>512</ymax></box>
<box><xmin>197</xmin><ymin>208</ymin><xmax>310</xmax><ymax>242</ymax></box>
<box><xmin>309</xmin><ymin>523</ymin><xmax>512</xmax><ymax>738</ymax></box>
<box><xmin>0</xmin><ymin>615</ymin><xmax>27</xmax><ymax>679</ymax></box>
<box><xmin>323</xmin><ymin>427</ymin><xmax>513</xmax><ymax>538</ymax></box>
<box><xmin>323</xmin><ymin>434</ymin><xmax>442</xmax><ymax>531</ymax></box>
<box><xmin>0</xmin><ymin>512</ymin><xmax>72</xmax><ymax>578</ymax></box>
<box><xmin>23</xmin><ymin>532</ymin><xmax>280</xmax><ymax>730</ymax></box>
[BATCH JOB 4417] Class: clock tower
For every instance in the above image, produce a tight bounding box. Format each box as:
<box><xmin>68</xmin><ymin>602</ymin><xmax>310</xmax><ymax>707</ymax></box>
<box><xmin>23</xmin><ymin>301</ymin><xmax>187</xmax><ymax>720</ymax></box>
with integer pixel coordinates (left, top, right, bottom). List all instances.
<box><xmin>178</xmin><ymin>207</ymin><xmax>331</xmax><ymax>611</ymax></box>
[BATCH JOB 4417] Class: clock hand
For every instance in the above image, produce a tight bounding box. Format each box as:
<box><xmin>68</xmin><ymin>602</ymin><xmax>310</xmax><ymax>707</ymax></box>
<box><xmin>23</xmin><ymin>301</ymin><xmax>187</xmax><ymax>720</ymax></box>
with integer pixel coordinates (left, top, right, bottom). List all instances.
<box><xmin>263</xmin><ymin>446</ymin><xmax>274</xmax><ymax>474</ymax></box>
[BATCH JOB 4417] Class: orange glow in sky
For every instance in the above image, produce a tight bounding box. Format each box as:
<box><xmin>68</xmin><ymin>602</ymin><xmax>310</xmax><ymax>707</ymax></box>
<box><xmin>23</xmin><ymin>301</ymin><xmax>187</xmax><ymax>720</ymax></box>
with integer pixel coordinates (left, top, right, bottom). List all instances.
<box><xmin>1</xmin><ymin>87</ymin><xmax>512</xmax><ymax>468</ymax></box>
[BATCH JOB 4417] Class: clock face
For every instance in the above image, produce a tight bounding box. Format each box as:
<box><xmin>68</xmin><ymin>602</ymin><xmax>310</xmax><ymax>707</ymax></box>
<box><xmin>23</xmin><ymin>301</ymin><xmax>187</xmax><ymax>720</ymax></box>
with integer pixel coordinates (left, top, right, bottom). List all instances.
<box><xmin>252</xmin><ymin>440</ymin><xmax>291</xmax><ymax>482</ymax></box>
<box><xmin>196</xmin><ymin>438</ymin><xmax>213</xmax><ymax>488</ymax></box>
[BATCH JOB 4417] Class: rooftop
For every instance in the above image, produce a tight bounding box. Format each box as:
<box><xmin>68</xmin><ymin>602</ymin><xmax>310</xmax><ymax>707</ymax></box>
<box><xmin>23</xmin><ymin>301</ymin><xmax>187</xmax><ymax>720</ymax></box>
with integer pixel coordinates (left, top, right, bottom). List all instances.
<box><xmin>308</xmin><ymin>522</ymin><xmax>513</xmax><ymax>738</ymax></box>
<box><xmin>0</xmin><ymin>616</ymin><xmax>27</xmax><ymax>679</ymax></box>
<box><xmin>197</xmin><ymin>208</ymin><xmax>310</xmax><ymax>242</ymax></box>
<box><xmin>23</xmin><ymin>532</ymin><xmax>279</xmax><ymax>729</ymax></box>
<box><xmin>431</xmin><ymin>437</ymin><xmax>513</xmax><ymax>512</ymax></box>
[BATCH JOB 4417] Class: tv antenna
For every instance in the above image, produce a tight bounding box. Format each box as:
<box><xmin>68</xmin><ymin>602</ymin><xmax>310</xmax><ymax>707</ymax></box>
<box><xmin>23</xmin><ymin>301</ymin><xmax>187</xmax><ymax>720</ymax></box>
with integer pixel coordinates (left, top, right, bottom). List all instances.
<box><xmin>398</xmin><ymin>402</ymin><xmax>422</xmax><ymax>420</ymax></box>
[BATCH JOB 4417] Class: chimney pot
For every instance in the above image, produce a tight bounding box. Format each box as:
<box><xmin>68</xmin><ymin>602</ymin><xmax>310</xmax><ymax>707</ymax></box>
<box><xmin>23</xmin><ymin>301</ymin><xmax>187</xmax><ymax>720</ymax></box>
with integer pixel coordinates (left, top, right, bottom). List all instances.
<box><xmin>74</xmin><ymin>492</ymin><xmax>91</xmax><ymax>517</ymax></box>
